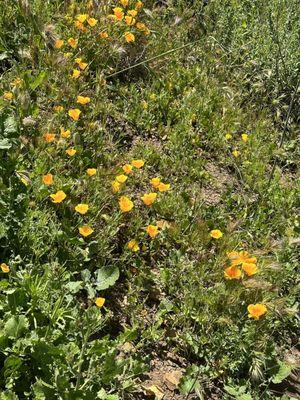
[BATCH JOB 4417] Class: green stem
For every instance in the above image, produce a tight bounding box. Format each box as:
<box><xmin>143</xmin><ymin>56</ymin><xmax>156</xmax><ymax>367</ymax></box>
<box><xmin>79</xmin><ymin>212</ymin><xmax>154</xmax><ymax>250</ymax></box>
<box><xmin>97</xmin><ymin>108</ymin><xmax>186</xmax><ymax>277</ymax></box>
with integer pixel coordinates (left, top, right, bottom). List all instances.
<box><xmin>105</xmin><ymin>39</ymin><xmax>202</xmax><ymax>79</ymax></box>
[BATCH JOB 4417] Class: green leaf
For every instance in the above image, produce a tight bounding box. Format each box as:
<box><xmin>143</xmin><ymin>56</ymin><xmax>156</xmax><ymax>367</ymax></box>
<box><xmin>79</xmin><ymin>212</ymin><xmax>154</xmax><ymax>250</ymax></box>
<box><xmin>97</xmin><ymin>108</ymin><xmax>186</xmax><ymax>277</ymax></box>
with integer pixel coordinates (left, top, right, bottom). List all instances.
<box><xmin>0</xmin><ymin>139</ymin><xmax>12</xmax><ymax>149</ymax></box>
<box><xmin>224</xmin><ymin>385</ymin><xmax>238</xmax><ymax>396</ymax></box>
<box><xmin>271</xmin><ymin>362</ymin><xmax>292</xmax><ymax>384</ymax></box>
<box><xmin>29</xmin><ymin>71</ymin><xmax>47</xmax><ymax>90</ymax></box>
<box><xmin>4</xmin><ymin>116</ymin><xmax>17</xmax><ymax>135</ymax></box>
<box><xmin>238</xmin><ymin>394</ymin><xmax>253</xmax><ymax>400</ymax></box>
<box><xmin>4</xmin><ymin>315</ymin><xmax>29</xmax><ymax>338</ymax></box>
<box><xmin>65</xmin><ymin>281</ymin><xmax>83</xmax><ymax>293</ymax></box>
<box><xmin>96</xmin><ymin>266</ymin><xmax>119</xmax><ymax>290</ymax></box>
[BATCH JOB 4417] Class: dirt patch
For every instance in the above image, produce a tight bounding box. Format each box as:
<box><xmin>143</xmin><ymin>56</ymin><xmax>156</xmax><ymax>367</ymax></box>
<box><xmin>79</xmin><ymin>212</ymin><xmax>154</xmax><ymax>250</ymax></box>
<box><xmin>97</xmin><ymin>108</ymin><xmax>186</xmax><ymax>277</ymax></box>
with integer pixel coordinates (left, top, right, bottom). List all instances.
<box><xmin>201</xmin><ymin>161</ymin><xmax>236</xmax><ymax>205</ymax></box>
<box><xmin>139</xmin><ymin>357</ymin><xmax>187</xmax><ymax>400</ymax></box>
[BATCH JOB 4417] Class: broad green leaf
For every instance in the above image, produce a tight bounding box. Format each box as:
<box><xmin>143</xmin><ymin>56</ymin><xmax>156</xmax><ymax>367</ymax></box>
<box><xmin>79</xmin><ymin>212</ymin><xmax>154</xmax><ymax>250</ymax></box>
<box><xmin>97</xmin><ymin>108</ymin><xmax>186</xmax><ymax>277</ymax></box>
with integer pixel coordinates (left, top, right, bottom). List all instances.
<box><xmin>4</xmin><ymin>116</ymin><xmax>17</xmax><ymax>135</ymax></box>
<box><xmin>238</xmin><ymin>394</ymin><xmax>253</xmax><ymax>400</ymax></box>
<box><xmin>0</xmin><ymin>139</ymin><xmax>12</xmax><ymax>149</ymax></box>
<box><xmin>96</xmin><ymin>266</ymin><xmax>119</xmax><ymax>290</ymax></box>
<box><xmin>224</xmin><ymin>385</ymin><xmax>238</xmax><ymax>396</ymax></box>
<box><xmin>271</xmin><ymin>362</ymin><xmax>292</xmax><ymax>384</ymax></box>
<box><xmin>65</xmin><ymin>281</ymin><xmax>83</xmax><ymax>293</ymax></box>
<box><xmin>4</xmin><ymin>315</ymin><xmax>29</xmax><ymax>338</ymax></box>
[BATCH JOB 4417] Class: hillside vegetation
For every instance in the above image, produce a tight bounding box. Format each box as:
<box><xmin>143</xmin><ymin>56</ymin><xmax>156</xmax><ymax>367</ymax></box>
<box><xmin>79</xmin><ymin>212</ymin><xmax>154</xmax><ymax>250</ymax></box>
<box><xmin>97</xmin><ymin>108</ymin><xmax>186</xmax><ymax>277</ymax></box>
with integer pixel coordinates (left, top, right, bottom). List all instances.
<box><xmin>0</xmin><ymin>0</ymin><xmax>299</xmax><ymax>399</ymax></box>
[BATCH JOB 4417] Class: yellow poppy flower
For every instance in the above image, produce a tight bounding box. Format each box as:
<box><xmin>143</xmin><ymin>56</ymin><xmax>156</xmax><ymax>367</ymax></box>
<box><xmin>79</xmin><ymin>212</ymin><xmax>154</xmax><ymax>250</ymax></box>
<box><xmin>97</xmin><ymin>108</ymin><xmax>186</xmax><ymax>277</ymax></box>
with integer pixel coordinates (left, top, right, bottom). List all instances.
<box><xmin>131</xmin><ymin>159</ymin><xmax>144</xmax><ymax>168</ymax></box>
<box><xmin>43</xmin><ymin>132</ymin><xmax>56</xmax><ymax>143</ymax></box>
<box><xmin>141</xmin><ymin>192</ymin><xmax>157</xmax><ymax>206</ymax></box>
<box><xmin>43</xmin><ymin>174</ymin><xmax>53</xmax><ymax>185</ymax></box>
<box><xmin>112</xmin><ymin>181</ymin><xmax>121</xmax><ymax>193</ymax></box>
<box><xmin>87</xmin><ymin>17</ymin><xmax>98</xmax><ymax>27</ymax></box>
<box><xmin>99</xmin><ymin>32</ymin><xmax>109</xmax><ymax>39</ymax></box>
<box><xmin>232</xmin><ymin>149</ymin><xmax>240</xmax><ymax>158</ymax></box>
<box><xmin>125</xmin><ymin>16</ymin><xmax>136</xmax><ymax>25</ymax></box>
<box><xmin>135</xmin><ymin>1</ymin><xmax>143</xmax><ymax>9</ymax></box>
<box><xmin>122</xmin><ymin>164</ymin><xmax>133</xmax><ymax>174</ymax></box>
<box><xmin>128</xmin><ymin>9</ymin><xmax>137</xmax><ymax>17</ymax></box>
<box><xmin>95</xmin><ymin>297</ymin><xmax>105</xmax><ymax>308</ymax></box>
<box><xmin>68</xmin><ymin>109</ymin><xmax>81</xmax><ymax>121</ymax></box>
<box><xmin>124</xmin><ymin>32</ymin><xmax>135</xmax><ymax>43</ymax></box>
<box><xmin>1</xmin><ymin>263</ymin><xmax>10</xmax><ymax>273</ymax></box>
<box><xmin>60</xmin><ymin>127</ymin><xmax>71</xmax><ymax>138</ymax></box>
<box><xmin>242</xmin><ymin>263</ymin><xmax>258</xmax><ymax>276</ymax></box>
<box><xmin>77</xmin><ymin>95</ymin><xmax>90</xmax><ymax>105</ymax></box>
<box><xmin>247</xmin><ymin>304</ymin><xmax>267</xmax><ymax>320</ymax></box>
<box><xmin>225</xmin><ymin>133</ymin><xmax>232</xmax><ymax>140</ymax></box>
<box><xmin>54</xmin><ymin>39</ymin><xmax>64</xmax><ymax>49</ymax></box>
<box><xmin>74</xmin><ymin>21</ymin><xmax>86</xmax><ymax>31</ymax></box>
<box><xmin>241</xmin><ymin>133</ymin><xmax>249</xmax><ymax>142</ymax></box>
<box><xmin>146</xmin><ymin>225</ymin><xmax>159</xmax><ymax>238</ymax></box>
<box><xmin>79</xmin><ymin>225</ymin><xmax>94</xmax><ymax>237</ymax></box>
<box><xmin>136</xmin><ymin>22</ymin><xmax>146</xmax><ymax>30</ymax></box>
<box><xmin>75</xmin><ymin>58</ymin><xmax>88</xmax><ymax>70</ymax></box>
<box><xmin>228</xmin><ymin>251</ymin><xmax>257</xmax><ymax>267</ymax></box>
<box><xmin>113</xmin><ymin>7</ymin><xmax>124</xmax><ymax>20</ymax></box>
<box><xmin>120</xmin><ymin>0</ymin><xmax>128</xmax><ymax>6</ymax></box>
<box><xmin>158</xmin><ymin>182</ymin><xmax>170</xmax><ymax>192</ymax></box>
<box><xmin>68</xmin><ymin>37</ymin><xmax>78</xmax><ymax>49</ymax></box>
<box><xmin>3</xmin><ymin>92</ymin><xmax>13</xmax><ymax>101</ymax></box>
<box><xmin>50</xmin><ymin>190</ymin><xmax>67</xmax><ymax>203</ymax></box>
<box><xmin>11</xmin><ymin>78</ymin><xmax>23</xmax><ymax>87</ymax></box>
<box><xmin>76</xmin><ymin>14</ymin><xmax>88</xmax><ymax>23</ymax></box>
<box><xmin>128</xmin><ymin>240</ymin><xmax>140</xmax><ymax>252</ymax></box>
<box><xmin>72</xmin><ymin>69</ymin><xmax>81</xmax><ymax>79</ymax></box>
<box><xmin>224</xmin><ymin>265</ymin><xmax>241</xmax><ymax>280</ymax></box>
<box><xmin>210</xmin><ymin>229</ymin><xmax>223</xmax><ymax>239</ymax></box>
<box><xmin>75</xmin><ymin>204</ymin><xmax>89</xmax><ymax>214</ymax></box>
<box><xmin>116</xmin><ymin>174</ymin><xmax>128</xmax><ymax>183</ymax></box>
<box><xmin>66</xmin><ymin>148</ymin><xmax>77</xmax><ymax>156</ymax></box>
<box><xmin>150</xmin><ymin>177</ymin><xmax>161</xmax><ymax>188</ymax></box>
<box><xmin>54</xmin><ymin>105</ymin><xmax>64</xmax><ymax>112</ymax></box>
<box><xmin>119</xmin><ymin>196</ymin><xmax>134</xmax><ymax>212</ymax></box>
<box><xmin>87</xmin><ymin>168</ymin><xmax>97</xmax><ymax>176</ymax></box>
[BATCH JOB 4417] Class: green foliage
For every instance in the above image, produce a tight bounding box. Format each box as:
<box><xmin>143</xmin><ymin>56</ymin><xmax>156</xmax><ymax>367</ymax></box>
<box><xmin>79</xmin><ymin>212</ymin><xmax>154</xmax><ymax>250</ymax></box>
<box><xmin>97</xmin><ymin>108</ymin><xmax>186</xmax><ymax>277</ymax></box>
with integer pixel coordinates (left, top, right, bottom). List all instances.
<box><xmin>0</xmin><ymin>0</ymin><xmax>299</xmax><ymax>399</ymax></box>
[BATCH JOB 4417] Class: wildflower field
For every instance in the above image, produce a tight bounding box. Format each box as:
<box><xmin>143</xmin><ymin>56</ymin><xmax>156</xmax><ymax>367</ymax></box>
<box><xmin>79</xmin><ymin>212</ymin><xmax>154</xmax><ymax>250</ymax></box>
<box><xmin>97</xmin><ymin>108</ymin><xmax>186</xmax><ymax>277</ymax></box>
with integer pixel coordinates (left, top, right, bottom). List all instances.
<box><xmin>0</xmin><ymin>0</ymin><xmax>299</xmax><ymax>399</ymax></box>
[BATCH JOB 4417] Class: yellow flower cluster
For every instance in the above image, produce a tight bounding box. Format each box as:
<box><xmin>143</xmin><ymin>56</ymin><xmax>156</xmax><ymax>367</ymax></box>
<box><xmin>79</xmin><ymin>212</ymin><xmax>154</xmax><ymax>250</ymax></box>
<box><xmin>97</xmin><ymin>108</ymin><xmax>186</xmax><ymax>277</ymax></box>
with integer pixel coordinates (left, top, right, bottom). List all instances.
<box><xmin>224</xmin><ymin>251</ymin><xmax>258</xmax><ymax>279</ymax></box>
<box><xmin>223</xmin><ymin>250</ymin><xmax>266</xmax><ymax>319</ymax></box>
<box><xmin>110</xmin><ymin>159</ymin><xmax>171</xmax><ymax>250</ymax></box>
<box><xmin>225</xmin><ymin>132</ymin><xmax>250</xmax><ymax>158</ymax></box>
<box><xmin>109</xmin><ymin>1</ymin><xmax>150</xmax><ymax>43</ymax></box>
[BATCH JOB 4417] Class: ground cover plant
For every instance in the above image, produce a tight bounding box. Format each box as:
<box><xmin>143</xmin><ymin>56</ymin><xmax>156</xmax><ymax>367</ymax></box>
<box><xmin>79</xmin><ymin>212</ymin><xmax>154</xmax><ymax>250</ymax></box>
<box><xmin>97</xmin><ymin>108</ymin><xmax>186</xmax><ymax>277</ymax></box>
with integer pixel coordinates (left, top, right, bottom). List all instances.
<box><xmin>0</xmin><ymin>0</ymin><xmax>299</xmax><ymax>399</ymax></box>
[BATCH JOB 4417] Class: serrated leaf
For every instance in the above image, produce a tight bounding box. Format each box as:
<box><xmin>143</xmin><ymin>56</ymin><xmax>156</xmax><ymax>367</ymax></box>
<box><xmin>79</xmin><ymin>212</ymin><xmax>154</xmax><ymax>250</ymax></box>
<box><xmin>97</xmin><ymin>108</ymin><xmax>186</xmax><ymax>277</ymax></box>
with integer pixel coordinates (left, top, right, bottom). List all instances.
<box><xmin>96</xmin><ymin>266</ymin><xmax>119</xmax><ymax>290</ymax></box>
<box><xmin>271</xmin><ymin>362</ymin><xmax>292</xmax><ymax>384</ymax></box>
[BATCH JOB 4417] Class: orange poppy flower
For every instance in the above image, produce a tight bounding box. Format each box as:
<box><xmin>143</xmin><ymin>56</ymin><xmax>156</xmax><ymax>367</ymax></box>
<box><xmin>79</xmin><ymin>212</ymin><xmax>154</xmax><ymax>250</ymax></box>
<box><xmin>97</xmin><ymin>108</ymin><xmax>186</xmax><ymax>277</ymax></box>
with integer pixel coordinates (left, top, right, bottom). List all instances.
<box><xmin>247</xmin><ymin>304</ymin><xmax>267</xmax><ymax>320</ymax></box>
<box><xmin>43</xmin><ymin>132</ymin><xmax>55</xmax><ymax>143</ymax></box>
<box><xmin>141</xmin><ymin>192</ymin><xmax>157</xmax><ymax>206</ymax></box>
<box><xmin>43</xmin><ymin>174</ymin><xmax>53</xmax><ymax>185</ymax></box>
<box><xmin>68</xmin><ymin>109</ymin><xmax>81</xmax><ymax>121</ymax></box>
<box><xmin>75</xmin><ymin>204</ymin><xmax>89</xmax><ymax>214</ymax></box>
<box><xmin>119</xmin><ymin>196</ymin><xmax>134</xmax><ymax>212</ymax></box>
<box><xmin>50</xmin><ymin>190</ymin><xmax>67</xmax><ymax>203</ymax></box>
<box><xmin>79</xmin><ymin>225</ymin><xmax>94</xmax><ymax>237</ymax></box>
<box><xmin>224</xmin><ymin>265</ymin><xmax>241</xmax><ymax>280</ymax></box>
